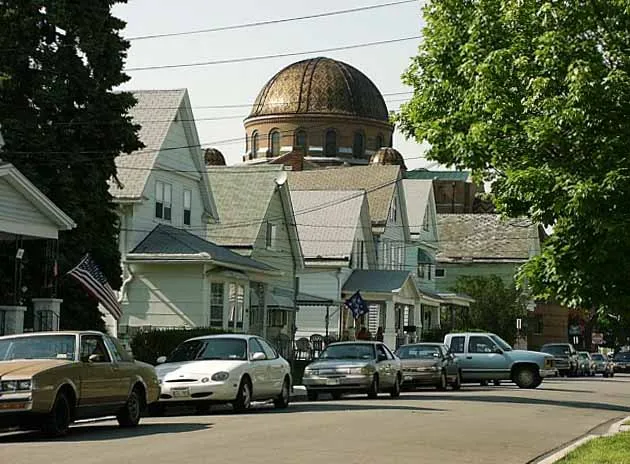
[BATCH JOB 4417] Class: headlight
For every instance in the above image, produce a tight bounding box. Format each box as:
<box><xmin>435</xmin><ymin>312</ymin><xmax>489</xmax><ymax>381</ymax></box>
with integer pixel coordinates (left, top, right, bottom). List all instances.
<box><xmin>304</xmin><ymin>368</ymin><xmax>318</xmax><ymax>376</ymax></box>
<box><xmin>201</xmin><ymin>377</ymin><xmax>210</xmax><ymax>383</ymax></box>
<box><xmin>211</xmin><ymin>372</ymin><xmax>229</xmax><ymax>382</ymax></box>
<box><xmin>1</xmin><ymin>380</ymin><xmax>31</xmax><ymax>391</ymax></box>
<box><xmin>349</xmin><ymin>367</ymin><xmax>373</xmax><ymax>375</ymax></box>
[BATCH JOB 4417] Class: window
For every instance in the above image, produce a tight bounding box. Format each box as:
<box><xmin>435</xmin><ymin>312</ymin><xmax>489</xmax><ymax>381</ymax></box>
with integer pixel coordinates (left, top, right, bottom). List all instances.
<box><xmin>249</xmin><ymin>338</ymin><xmax>266</xmax><ymax>358</ymax></box>
<box><xmin>103</xmin><ymin>336</ymin><xmax>123</xmax><ymax>362</ymax></box>
<box><xmin>210</xmin><ymin>282</ymin><xmax>224</xmax><ymax>328</ymax></box>
<box><xmin>435</xmin><ymin>268</ymin><xmax>446</xmax><ymax>278</ymax></box>
<box><xmin>417</xmin><ymin>264</ymin><xmax>425</xmax><ymax>279</ymax></box>
<box><xmin>422</xmin><ymin>205</ymin><xmax>430</xmax><ymax>231</ymax></box>
<box><xmin>376</xmin><ymin>134</ymin><xmax>384</xmax><ymax>149</ymax></box>
<box><xmin>80</xmin><ymin>335</ymin><xmax>111</xmax><ymax>363</ymax></box>
<box><xmin>183</xmin><ymin>189</ymin><xmax>192</xmax><ymax>226</ymax></box>
<box><xmin>251</xmin><ymin>131</ymin><xmax>259</xmax><ymax>156</ymax></box>
<box><xmin>533</xmin><ymin>314</ymin><xmax>544</xmax><ymax>335</ymax></box>
<box><xmin>270</xmin><ymin>130</ymin><xmax>280</xmax><ymax>156</ymax></box>
<box><xmin>324</xmin><ymin>130</ymin><xmax>337</xmax><ymax>156</ymax></box>
<box><xmin>228</xmin><ymin>283</ymin><xmax>245</xmax><ymax>330</ymax></box>
<box><xmin>257</xmin><ymin>338</ymin><xmax>278</xmax><ymax>359</ymax></box>
<box><xmin>295</xmin><ymin>130</ymin><xmax>307</xmax><ymax>149</ymax></box>
<box><xmin>266</xmin><ymin>222</ymin><xmax>277</xmax><ymax>249</ymax></box>
<box><xmin>268</xmin><ymin>309</ymin><xmax>288</xmax><ymax>327</ymax></box>
<box><xmin>245</xmin><ymin>132</ymin><xmax>249</xmax><ymax>153</ymax></box>
<box><xmin>468</xmin><ymin>336</ymin><xmax>498</xmax><ymax>353</ymax></box>
<box><xmin>352</xmin><ymin>132</ymin><xmax>365</xmax><ymax>157</ymax></box>
<box><xmin>108</xmin><ymin>336</ymin><xmax>134</xmax><ymax>362</ymax></box>
<box><xmin>155</xmin><ymin>181</ymin><xmax>172</xmax><ymax>220</ymax></box>
<box><xmin>449</xmin><ymin>336</ymin><xmax>465</xmax><ymax>353</ymax></box>
<box><xmin>389</xmin><ymin>197</ymin><xmax>397</xmax><ymax>222</ymax></box>
<box><xmin>376</xmin><ymin>344</ymin><xmax>389</xmax><ymax>360</ymax></box>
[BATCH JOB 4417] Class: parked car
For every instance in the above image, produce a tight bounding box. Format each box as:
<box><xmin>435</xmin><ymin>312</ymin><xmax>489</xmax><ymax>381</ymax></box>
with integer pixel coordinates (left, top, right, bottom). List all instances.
<box><xmin>612</xmin><ymin>351</ymin><xmax>630</xmax><ymax>373</ymax></box>
<box><xmin>0</xmin><ymin>331</ymin><xmax>160</xmax><ymax>437</ymax></box>
<box><xmin>444</xmin><ymin>332</ymin><xmax>556</xmax><ymax>389</ymax></box>
<box><xmin>153</xmin><ymin>334</ymin><xmax>291</xmax><ymax>414</ymax></box>
<box><xmin>590</xmin><ymin>353</ymin><xmax>614</xmax><ymax>377</ymax></box>
<box><xmin>577</xmin><ymin>351</ymin><xmax>595</xmax><ymax>376</ymax></box>
<box><xmin>302</xmin><ymin>341</ymin><xmax>402</xmax><ymax>400</ymax></box>
<box><xmin>540</xmin><ymin>343</ymin><xmax>579</xmax><ymax>377</ymax></box>
<box><xmin>395</xmin><ymin>342</ymin><xmax>461</xmax><ymax>390</ymax></box>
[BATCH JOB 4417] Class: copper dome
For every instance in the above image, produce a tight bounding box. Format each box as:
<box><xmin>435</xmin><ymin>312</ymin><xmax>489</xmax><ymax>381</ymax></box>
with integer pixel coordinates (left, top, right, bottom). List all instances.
<box><xmin>370</xmin><ymin>147</ymin><xmax>407</xmax><ymax>170</ymax></box>
<box><xmin>204</xmin><ymin>148</ymin><xmax>226</xmax><ymax>166</ymax></box>
<box><xmin>247</xmin><ymin>57</ymin><xmax>389</xmax><ymax>121</ymax></box>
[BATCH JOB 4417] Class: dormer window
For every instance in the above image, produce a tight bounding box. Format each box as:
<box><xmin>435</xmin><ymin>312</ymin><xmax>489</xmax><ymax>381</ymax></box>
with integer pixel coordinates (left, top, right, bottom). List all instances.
<box><xmin>155</xmin><ymin>181</ymin><xmax>172</xmax><ymax>221</ymax></box>
<box><xmin>266</xmin><ymin>222</ymin><xmax>277</xmax><ymax>249</ymax></box>
<box><xmin>183</xmin><ymin>189</ymin><xmax>192</xmax><ymax>226</ymax></box>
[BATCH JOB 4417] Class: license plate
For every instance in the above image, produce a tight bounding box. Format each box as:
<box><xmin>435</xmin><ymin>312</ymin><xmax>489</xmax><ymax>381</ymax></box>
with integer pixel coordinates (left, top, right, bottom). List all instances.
<box><xmin>326</xmin><ymin>378</ymin><xmax>340</xmax><ymax>386</ymax></box>
<box><xmin>172</xmin><ymin>388</ymin><xmax>190</xmax><ymax>398</ymax></box>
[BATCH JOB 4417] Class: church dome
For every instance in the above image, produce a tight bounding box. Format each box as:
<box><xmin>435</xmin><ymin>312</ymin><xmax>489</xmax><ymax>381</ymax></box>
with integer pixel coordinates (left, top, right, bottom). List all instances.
<box><xmin>204</xmin><ymin>148</ymin><xmax>226</xmax><ymax>166</ymax></box>
<box><xmin>370</xmin><ymin>147</ymin><xmax>406</xmax><ymax>170</ymax></box>
<box><xmin>247</xmin><ymin>57</ymin><xmax>389</xmax><ymax>121</ymax></box>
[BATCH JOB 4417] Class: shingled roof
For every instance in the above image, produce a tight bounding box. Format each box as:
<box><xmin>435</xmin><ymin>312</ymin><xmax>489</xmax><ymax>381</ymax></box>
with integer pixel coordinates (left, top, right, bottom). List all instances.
<box><xmin>436</xmin><ymin>214</ymin><xmax>539</xmax><ymax>261</ymax></box>
<box><xmin>406</xmin><ymin>169</ymin><xmax>472</xmax><ymax>182</ymax></box>
<box><xmin>288</xmin><ymin>165</ymin><xmax>401</xmax><ymax>225</ymax></box>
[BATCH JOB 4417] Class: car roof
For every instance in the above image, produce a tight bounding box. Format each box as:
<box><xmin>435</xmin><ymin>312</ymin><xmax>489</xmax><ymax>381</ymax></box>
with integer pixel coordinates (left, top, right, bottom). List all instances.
<box><xmin>0</xmin><ymin>330</ymin><xmax>103</xmax><ymax>339</ymax></box>
<box><xmin>185</xmin><ymin>333</ymin><xmax>253</xmax><ymax>342</ymax></box>
<box><xmin>328</xmin><ymin>341</ymin><xmax>381</xmax><ymax>346</ymax></box>
<box><xmin>399</xmin><ymin>342</ymin><xmax>443</xmax><ymax>347</ymax></box>
<box><xmin>541</xmin><ymin>343</ymin><xmax>570</xmax><ymax>346</ymax></box>
<box><xmin>446</xmin><ymin>332</ymin><xmax>496</xmax><ymax>337</ymax></box>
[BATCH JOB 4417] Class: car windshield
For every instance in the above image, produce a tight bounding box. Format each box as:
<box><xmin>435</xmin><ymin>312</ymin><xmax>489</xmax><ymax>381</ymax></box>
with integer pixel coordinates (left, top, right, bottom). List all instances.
<box><xmin>591</xmin><ymin>354</ymin><xmax>605</xmax><ymax>361</ymax></box>
<box><xmin>489</xmin><ymin>335</ymin><xmax>512</xmax><ymax>351</ymax></box>
<box><xmin>320</xmin><ymin>343</ymin><xmax>375</xmax><ymax>360</ymax></box>
<box><xmin>397</xmin><ymin>345</ymin><xmax>441</xmax><ymax>359</ymax></box>
<box><xmin>0</xmin><ymin>335</ymin><xmax>77</xmax><ymax>361</ymax></box>
<box><xmin>541</xmin><ymin>345</ymin><xmax>570</xmax><ymax>356</ymax></box>
<box><xmin>167</xmin><ymin>338</ymin><xmax>247</xmax><ymax>362</ymax></box>
<box><xmin>613</xmin><ymin>352</ymin><xmax>630</xmax><ymax>361</ymax></box>
<box><xmin>579</xmin><ymin>353</ymin><xmax>589</xmax><ymax>359</ymax></box>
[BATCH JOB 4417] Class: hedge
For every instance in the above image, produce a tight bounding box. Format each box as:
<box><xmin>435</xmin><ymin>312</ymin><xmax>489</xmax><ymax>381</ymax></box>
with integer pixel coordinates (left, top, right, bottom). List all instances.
<box><xmin>130</xmin><ymin>327</ymin><xmax>228</xmax><ymax>365</ymax></box>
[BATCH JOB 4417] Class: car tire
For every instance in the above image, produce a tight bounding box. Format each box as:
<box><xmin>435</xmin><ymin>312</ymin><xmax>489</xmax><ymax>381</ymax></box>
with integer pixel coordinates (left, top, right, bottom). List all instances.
<box><xmin>451</xmin><ymin>370</ymin><xmax>462</xmax><ymax>391</ymax></box>
<box><xmin>273</xmin><ymin>378</ymin><xmax>290</xmax><ymax>409</ymax></box>
<box><xmin>307</xmin><ymin>390</ymin><xmax>318</xmax><ymax>401</ymax></box>
<box><xmin>117</xmin><ymin>387</ymin><xmax>143</xmax><ymax>428</ymax></box>
<box><xmin>437</xmin><ymin>371</ymin><xmax>448</xmax><ymax>391</ymax></box>
<box><xmin>233</xmin><ymin>378</ymin><xmax>252</xmax><ymax>412</ymax></box>
<box><xmin>514</xmin><ymin>366</ymin><xmax>541</xmax><ymax>389</ymax></box>
<box><xmin>390</xmin><ymin>374</ymin><xmax>401</xmax><ymax>398</ymax></box>
<box><xmin>41</xmin><ymin>391</ymin><xmax>72</xmax><ymax>438</ymax></box>
<box><xmin>367</xmin><ymin>375</ymin><xmax>379</xmax><ymax>399</ymax></box>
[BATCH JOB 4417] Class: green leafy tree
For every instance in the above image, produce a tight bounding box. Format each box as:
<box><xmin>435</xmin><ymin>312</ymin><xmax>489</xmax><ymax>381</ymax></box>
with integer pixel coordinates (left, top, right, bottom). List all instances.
<box><xmin>451</xmin><ymin>275</ymin><xmax>527</xmax><ymax>345</ymax></box>
<box><xmin>397</xmin><ymin>0</ymin><xmax>630</xmax><ymax>315</ymax></box>
<box><xmin>0</xmin><ymin>1</ymin><xmax>142</xmax><ymax>329</ymax></box>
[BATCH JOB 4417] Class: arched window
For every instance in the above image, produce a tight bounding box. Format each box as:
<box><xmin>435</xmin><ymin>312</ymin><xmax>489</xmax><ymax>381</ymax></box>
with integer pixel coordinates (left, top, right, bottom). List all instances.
<box><xmin>251</xmin><ymin>131</ymin><xmax>259</xmax><ymax>157</ymax></box>
<box><xmin>245</xmin><ymin>133</ymin><xmax>249</xmax><ymax>153</ymax></box>
<box><xmin>376</xmin><ymin>134</ymin><xmax>384</xmax><ymax>150</ymax></box>
<box><xmin>295</xmin><ymin>130</ymin><xmax>307</xmax><ymax>150</ymax></box>
<box><xmin>270</xmin><ymin>130</ymin><xmax>280</xmax><ymax>156</ymax></box>
<box><xmin>324</xmin><ymin>130</ymin><xmax>337</xmax><ymax>156</ymax></box>
<box><xmin>353</xmin><ymin>132</ymin><xmax>365</xmax><ymax>157</ymax></box>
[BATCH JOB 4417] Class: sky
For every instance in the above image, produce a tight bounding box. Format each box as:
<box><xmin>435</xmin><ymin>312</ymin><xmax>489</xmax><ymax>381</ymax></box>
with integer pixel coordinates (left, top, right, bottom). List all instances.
<box><xmin>112</xmin><ymin>0</ymin><xmax>438</xmax><ymax>169</ymax></box>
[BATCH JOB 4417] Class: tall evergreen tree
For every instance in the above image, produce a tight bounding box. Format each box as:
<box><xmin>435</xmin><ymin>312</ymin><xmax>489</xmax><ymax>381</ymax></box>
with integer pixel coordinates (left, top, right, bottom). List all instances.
<box><xmin>0</xmin><ymin>1</ymin><xmax>142</xmax><ymax>329</ymax></box>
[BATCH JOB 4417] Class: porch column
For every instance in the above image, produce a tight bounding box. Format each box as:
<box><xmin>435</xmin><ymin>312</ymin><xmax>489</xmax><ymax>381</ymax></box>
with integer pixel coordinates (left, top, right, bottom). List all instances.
<box><xmin>32</xmin><ymin>298</ymin><xmax>63</xmax><ymax>331</ymax></box>
<box><xmin>262</xmin><ymin>283</ymin><xmax>268</xmax><ymax>339</ymax></box>
<box><xmin>383</xmin><ymin>300</ymin><xmax>396</xmax><ymax>348</ymax></box>
<box><xmin>0</xmin><ymin>305</ymin><xmax>26</xmax><ymax>335</ymax></box>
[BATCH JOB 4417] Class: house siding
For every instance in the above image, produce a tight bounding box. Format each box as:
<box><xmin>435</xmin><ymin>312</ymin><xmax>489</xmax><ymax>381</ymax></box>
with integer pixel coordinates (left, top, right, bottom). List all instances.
<box><xmin>378</xmin><ymin>184</ymin><xmax>406</xmax><ymax>271</ymax></box>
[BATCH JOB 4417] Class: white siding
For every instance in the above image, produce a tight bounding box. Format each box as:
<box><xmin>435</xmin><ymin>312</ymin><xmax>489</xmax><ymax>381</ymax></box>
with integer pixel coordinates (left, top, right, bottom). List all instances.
<box><xmin>379</xmin><ymin>184</ymin><xmax>406</xmax><ymax>270</ymax></box>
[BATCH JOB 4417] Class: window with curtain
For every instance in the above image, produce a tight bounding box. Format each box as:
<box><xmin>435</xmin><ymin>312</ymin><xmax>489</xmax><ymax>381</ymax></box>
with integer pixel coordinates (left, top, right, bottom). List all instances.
<box><xmin>324</xmin><ymin>130</ymin><xmax>337</xmax><ymax>156</ymax></box>
<box><xmin>228</xmin><ymin>283</ymin><xmax>245</xmax><ymax>330</ymax></box>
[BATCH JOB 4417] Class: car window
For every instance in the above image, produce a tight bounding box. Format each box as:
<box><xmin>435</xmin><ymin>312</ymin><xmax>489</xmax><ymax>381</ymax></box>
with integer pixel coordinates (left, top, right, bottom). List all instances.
<box><xmin>397</xmin><ymin>344</ymin><xmax>441</xmax><ymax>359</ymax></box>
<box><xmin>468</xmin><ymin>336</ymin><xmax>497</xmax><ymax>354</ymax></box>
<box><xmin>111</xmin><ymin>337</ymin><xmax>134</xmax><ymax>362</ymax></box>
<box><xmin>80</xmin><ymin>335</ymin><xmax>111</xmax><ymax>363</ymax></box>
<box><xmin>257</xmin><ymin>338</ymin><xmax>278</xmax><ymax>359</ymax></box>
<box><xmin>321</xmin><ymin>343</ymin><xmax>375</xmax><ymax>360</ymax></box>
<box><xmin>382</xmin><ymin>344</ymin><xmax>395</xmax><ymax>360</ymax></box>
<box><xmin>541</xmin><ymin>345</ymin><xmax>571</xmax><ymax>356</ymax></box>
<box><xmin>249</xmin><ymin>338</ymin><xmax>266</xmax><ymax>359</ymax></box>
<box><xmin>591</xmin><ymin>354</ymin><xmax>604</xmax><ymax>361</ymax></box>
<box><xmin>103</xmin><ymin>336</ymin><xmax>123</xmax><ymax>362</ymax></box>
<box><xmin>376</xmin><ymin>344</ymin><xmax>388</xmax><ymax>360</ymax></box>
<box><xmin>449</xmin><ymin>336</ymin><xmax>465</xmax><ymax>354</ymax></box>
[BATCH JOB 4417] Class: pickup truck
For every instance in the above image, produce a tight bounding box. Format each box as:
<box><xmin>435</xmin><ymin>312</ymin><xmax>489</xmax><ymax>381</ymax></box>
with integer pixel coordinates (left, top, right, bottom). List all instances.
<box><xmin>443</xmin><ymin>332</ymin><xmax>556</xmax><ymax>389</ymax></box>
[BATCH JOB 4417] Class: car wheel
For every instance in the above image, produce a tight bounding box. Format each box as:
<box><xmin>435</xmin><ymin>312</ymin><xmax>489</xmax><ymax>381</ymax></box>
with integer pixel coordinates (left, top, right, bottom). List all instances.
<box><xmin>367</xmin><ymin>375</ymin><xmax>379</xmax><ymax>399</ymax></box>
<box><xmin>233</xmin><ymin>378</ymin><xmax>252</xmax><ymax>412</ymax></box>
<box><xmin>117</xmin><ymin>387</ymin><xmax>143</xmax><ymax>428</ymax></box>
<box><xmin>436</xmin><ymin>371</ymin><xmax>448</xmax><ymax>391</ymax></box>
<box><xmin>451</xmin><ymin>370</ymin><xmax>462</xmax><ymax>391</ymax></box>
<box><xmin>514</xmin><ymin>366</ymin><xmax>541</xmax><ymax>389</ymax></box>
<box><xmin>390</xmin><ymin>374</ymin><xmax>401</xmax><ymax>398</ymax></box>
<box><xmin>307</xmin><ymin>390</ymin><xmax>318</xmax><ymax>401</ymax></box>
<box><xmin>331</xmin><ymin>391</ymin><xmax>343</xmax><ymax>400</ymax></box>
<box><xmin>273</xmin><ymin>378</ymin><xmax>290</xmax><ymax>409</ymax></box>
<box><xmin>42</xmin><ymin>391</ymin><xmax>72</xmax><ymax>437</ymax></box>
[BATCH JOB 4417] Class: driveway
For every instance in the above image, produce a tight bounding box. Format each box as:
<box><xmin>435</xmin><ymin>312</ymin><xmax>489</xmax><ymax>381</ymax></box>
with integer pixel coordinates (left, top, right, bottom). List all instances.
<box><xmin>1</xmin><ymin>375</ymin><xmax>629</xmax><ymax>464</ymax></box>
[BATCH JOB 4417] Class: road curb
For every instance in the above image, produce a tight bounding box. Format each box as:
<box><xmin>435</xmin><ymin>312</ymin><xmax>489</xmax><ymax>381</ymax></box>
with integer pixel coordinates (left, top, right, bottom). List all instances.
<box><xmin>534</xmin><ymin>416</ymin><xmax>630</xmax><ymax>464</ymax></box>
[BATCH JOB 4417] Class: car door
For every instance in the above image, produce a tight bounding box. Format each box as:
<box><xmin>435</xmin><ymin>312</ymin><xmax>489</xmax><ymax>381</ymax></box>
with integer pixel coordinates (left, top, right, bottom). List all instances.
<box><xmin>375</xmin><ymin>343</ymin><xmax>394</xmax><ymax>388</ymax></box>
<box><xmin>248</xmin><ymin>338</ymin><xmax>271</xmax><ymax>399</ymax></box>
<box><xmin>440</xmin><ymin>345</ymin><xmax>458</xmax><ymax>379</ymax></box>
<box><xmin>103</xmin><ymin>335</ymin><xmax>133</xmax><ymax>401</ymax></box>
<box><xmin>79</xmin><ymin>334</ymin><xmax>123</xmax><ymax>411</ymax></box>
<box><xmin>258</xmin><ymin>338</ymin><xmax>285</xmax><ymax>396</ymax></box>
<box><xmin>465</xmin><ymin>335</ymin><xmax>511</xmax><ymax>380</ymax></box>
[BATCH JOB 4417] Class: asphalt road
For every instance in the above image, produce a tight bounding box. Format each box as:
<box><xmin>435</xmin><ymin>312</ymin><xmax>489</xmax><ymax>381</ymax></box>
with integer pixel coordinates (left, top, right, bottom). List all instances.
<box><xmin>1</xmin><ymin>375</ymin><xmax>629</xmax><ymax>464</ymax></box>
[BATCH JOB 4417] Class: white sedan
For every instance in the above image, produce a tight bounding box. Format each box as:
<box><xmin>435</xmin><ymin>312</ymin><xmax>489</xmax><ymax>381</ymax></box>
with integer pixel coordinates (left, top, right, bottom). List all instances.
<box><xmin>152</xmin><ymin>334</ymin><xmax>291</xmax><ymax>413</ymax></box>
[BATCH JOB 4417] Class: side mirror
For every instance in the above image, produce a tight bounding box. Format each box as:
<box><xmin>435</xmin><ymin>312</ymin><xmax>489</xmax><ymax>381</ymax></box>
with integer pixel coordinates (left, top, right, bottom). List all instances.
<box><xmin>156</xmin><ymin>356</ymin><xmax>167</xmax><ymax>364</ymax></box>
<box><xmin>494</xmin><ymin>348</ymin><xmax>504</xmax><ymax>355</ymax></box>
<box><xmin>251</xmin><ymin>352</ymin><xmax>266</xmax><ymax>361</ymax></box>
<box><xmin>88</xmin><ymin>354</ymin><xmax>102</xmax><ymax>363</ymax></box>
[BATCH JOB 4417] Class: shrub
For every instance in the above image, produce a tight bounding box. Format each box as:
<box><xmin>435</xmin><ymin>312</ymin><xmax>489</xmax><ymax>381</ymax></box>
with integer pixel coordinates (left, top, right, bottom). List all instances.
<box><xmin>130</xmin><ymin>327</ymin><xmax>228</xmax><ymax>365</ymax></box>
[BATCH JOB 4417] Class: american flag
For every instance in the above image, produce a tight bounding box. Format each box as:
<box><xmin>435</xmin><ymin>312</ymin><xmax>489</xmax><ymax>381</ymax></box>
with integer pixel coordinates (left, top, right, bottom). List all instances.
<box><xmin>345</xmin><ymin>291</ymin><xmax>369</xmax><ymax>320</ymax></box>
<box><xmin>68</xmin><ymin>254</ymin><xmax>122</xmax><ymax>320</ymax></box>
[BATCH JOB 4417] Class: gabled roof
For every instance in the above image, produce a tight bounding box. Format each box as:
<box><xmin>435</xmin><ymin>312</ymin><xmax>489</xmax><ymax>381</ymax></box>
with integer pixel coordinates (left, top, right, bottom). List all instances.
<box><xmin>128</xmin><ymin>224</ymin><xmax>277</xmax><ymax>273</ymax></box>
<box><xmin>342</xmin><ymin>270</ymin><xmax>413</xmax><ymax>293</ymax></box>
<box><xmin>437</xmin><ymin>214</ymin><xmax>538</xmax><ymax>261</ymax></box>
<box><xmin>288</xmin><ymin>165</ymin><xmax>401</xmax><ymax>225</ymax></box>
<box><xmin>406</xmin><ymin>169</ymin><xmax>472</xmax><ymax>182</ymax></box>
<box><xmin>402</xmin><ymin>179</ymin><xmax>434</xmax><ymax>236</ymax></box>
<box><xmin>291</xmin><ymin>190</ymin><xmax>366</xmax><ymax>260</ymax></box>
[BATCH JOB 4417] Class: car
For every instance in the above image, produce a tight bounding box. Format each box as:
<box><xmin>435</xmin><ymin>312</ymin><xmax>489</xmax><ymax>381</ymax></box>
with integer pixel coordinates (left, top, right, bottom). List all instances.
<box><xmin>0</xmin><ymin>331</ymin><xmax>160</xmax><ymax>437</ymax></box>
<box><xmin>540</xmin><ymin>343</ymin><xmax>580</xmax><ymax>377</ymax></box>
<box><xmin>302</xmin><ymin>341</ymin><xmax>402</xmax><ymax>400</ymax></box>
<box><xmin>444</xmin><ymin>332</ymin><xmax>556</xmax><ymax>389</ymax></box>
<box><xmin>153</xmin><ymin>334</ymin><xmax>291</xmax><ymax>413</ymax></box>
<box><xmin>612</xmin><ymin>351</ymin><xmax>630</xmax><ymax>373</ymax></box>
<box><xmin>590</xmin><ymin>353</ymin><xmax>614</xmax><ymax>377</ymax></box>
<box><xmin>577</xmin><ymin>351</ymin><xmax>595</xmax><ymax>376</ymax></box>
<box><xmin>395</xmin><ymin>342</ymin><xmax>461</xmax><ymax>390</ymax></box>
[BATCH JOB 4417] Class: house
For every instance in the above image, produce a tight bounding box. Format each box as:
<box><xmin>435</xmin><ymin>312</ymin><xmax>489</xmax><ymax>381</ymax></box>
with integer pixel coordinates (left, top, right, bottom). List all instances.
<box><xmin>111</xmin><ymin>90</ymin><xmax>279</xmax><ymax>339</ymax></box>
<box><xmin>406</xmin><ymin>169</ymin><xmax>477</xmax><ymax>214</ymax></box>
<box><xmin>0</xmin><ymin>161</ymin><xmax>75</xmax><ymax>334</ymax></box>
<box><xmin>205</xmin><ymin>165</ymin><xmax>304</xmax><ymax>349</ymax></box>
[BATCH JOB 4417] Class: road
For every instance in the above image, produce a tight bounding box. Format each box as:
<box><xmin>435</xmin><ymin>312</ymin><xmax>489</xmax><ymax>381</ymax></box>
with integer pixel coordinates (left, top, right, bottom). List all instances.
<box><xmin>1</xmin><ymin>375</ymin><xmax>629</xmax><ymax>464</ymax></box>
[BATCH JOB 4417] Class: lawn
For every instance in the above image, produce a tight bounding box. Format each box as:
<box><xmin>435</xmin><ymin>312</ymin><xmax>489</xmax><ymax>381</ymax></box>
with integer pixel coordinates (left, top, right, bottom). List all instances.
<box><xmin>557</xmin><ymin>432</ymin><xmax>630</xmax><ymax>464</ymax></box>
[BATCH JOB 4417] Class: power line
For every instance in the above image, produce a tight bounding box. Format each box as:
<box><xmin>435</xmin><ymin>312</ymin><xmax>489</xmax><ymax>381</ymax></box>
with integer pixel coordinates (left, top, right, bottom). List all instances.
<box><xmin>127</xmin><ymin>1</ymin><xmax>420</xmax><ymax>41</ymax></box>
<box><xmin>125</xmin><ymin>36</ymin><xmax>423</xmax><ymax>72</ymax></box>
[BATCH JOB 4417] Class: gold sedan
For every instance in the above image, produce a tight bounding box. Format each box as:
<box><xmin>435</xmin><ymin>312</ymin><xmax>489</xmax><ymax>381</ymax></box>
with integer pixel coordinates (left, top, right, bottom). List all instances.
<box><xmin>0</xmin><ymin>331</ymin><xmax>160</xmax><ymax>437</ymax></box>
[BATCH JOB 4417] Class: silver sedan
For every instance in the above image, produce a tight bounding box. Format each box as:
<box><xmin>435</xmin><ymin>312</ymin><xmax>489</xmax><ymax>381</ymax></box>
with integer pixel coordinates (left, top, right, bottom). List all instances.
<box><xmin>302</xmin><ymin>341</ymin><xmax>402</xmax><ymax>400</ymax></box>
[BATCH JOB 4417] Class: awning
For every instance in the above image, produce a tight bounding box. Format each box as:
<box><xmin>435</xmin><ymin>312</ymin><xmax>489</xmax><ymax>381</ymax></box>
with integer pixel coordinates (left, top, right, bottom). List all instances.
<box><xmin>266</xmin><ymin>287</ymin><xmax>296</xmax><ymax>311</ymax></box>
<box><xmin>296</xmin><ymin>292</ymin><xmax>337</xmax><ymax>306</ymax></box>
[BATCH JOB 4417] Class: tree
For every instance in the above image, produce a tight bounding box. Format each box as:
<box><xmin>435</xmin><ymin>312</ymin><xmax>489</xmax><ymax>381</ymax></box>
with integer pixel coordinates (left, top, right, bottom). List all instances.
<box><xmin>397</xmin><ymin>0</ymin><xmax>630</xmax><ymax>315</ymax></box>
<box><xmin>450</xmin><ymin>275</ymin><xmax>527</xmax><ymax>345</ymax></box>
<box><xmin>0</xmin><ymin>1</ymin><xmax>142</xmax><ymax>329</ymax></box>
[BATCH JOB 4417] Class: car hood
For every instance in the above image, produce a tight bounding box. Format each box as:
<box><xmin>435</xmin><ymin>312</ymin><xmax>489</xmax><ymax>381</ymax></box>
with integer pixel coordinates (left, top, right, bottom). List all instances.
<box><xmin>511</xmin><ymin>350</ymin><xmax>554</xmax><ymax>360</ymax></box>
<box><xmin>399</xmin><ymin>359</ymin><xmax>440</xmax><ymax>368</ymax></box>
<box><xmin>308</xmin><ymin>359</ymin><xmax>373</xmax><ymax>370</ymax></box>
<box><xmin>155</xmin><ymin>360</ymin><xmax>246</xmax><ymax>378</ymax></box>
<box><xmin>0</xmin><ymin>359</ymin><xmax>72</xmax><ymax>379</ymax></box>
